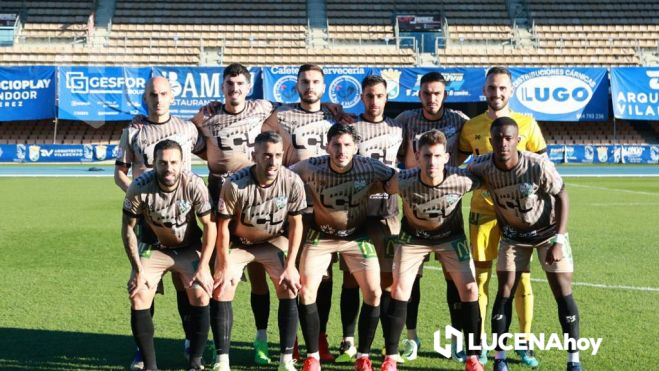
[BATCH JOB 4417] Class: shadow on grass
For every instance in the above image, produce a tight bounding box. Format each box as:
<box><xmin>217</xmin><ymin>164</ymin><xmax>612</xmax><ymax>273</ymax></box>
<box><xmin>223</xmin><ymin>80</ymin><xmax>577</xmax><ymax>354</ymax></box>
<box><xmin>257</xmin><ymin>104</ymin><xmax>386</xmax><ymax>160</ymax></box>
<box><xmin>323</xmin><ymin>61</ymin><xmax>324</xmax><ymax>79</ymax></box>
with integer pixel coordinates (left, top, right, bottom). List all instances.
<box><xmin>0</xmin><ymin>327</ymin><xmax>252</xmax><ymax>370</ymax></box>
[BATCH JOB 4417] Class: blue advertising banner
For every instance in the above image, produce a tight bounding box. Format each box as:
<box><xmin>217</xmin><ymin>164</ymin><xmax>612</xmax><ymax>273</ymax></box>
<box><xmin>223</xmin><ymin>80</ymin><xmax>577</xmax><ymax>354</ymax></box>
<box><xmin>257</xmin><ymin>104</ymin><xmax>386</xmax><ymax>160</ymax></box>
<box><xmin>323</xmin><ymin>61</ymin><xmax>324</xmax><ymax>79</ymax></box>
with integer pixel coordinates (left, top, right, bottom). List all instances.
<box><xmin>0</xmin><ymin>66</ymin><xmax>56</xmax><ymax>121</ymax></box>
<box><xmin>562</xmin><ymin>144</ymin><xmax>619</xmax><ymax>164</ymax></box>
<box><xmin>610</xmin><ymin>67</ymin><xmax>659</xmax><ymax>120</ymax></box>
<box><xmin>510</xmin><ymin>68</ymin><xmax>609</xmax><ymax>122</ymax></box>
<box><xmin>262</xmin><ymin>66</ymin><xmax>374</xmax><ymax>114</ymax></box>
<box><xmin>6</xmin><ymin>143</ymin><xmax>118</xmax><ymax>162</ymax></box>
<box><xmin>151</xmin><ymin>66</ymin><xmax>262</xmax><ymax>118</ymax></box>
<box><xmin>58</xmin><ymin>66</ymin><xmax>150</xmax><ymax>121</ymax></box>
<box><xmin>620</xmin><ymin>144</ymin><xmax>659</xmax><ymax>164</ymax></box>
<box><xmin>375</xmin><ymin>67</ymin><xmax>486</xmax><ymax>103</ymax></box>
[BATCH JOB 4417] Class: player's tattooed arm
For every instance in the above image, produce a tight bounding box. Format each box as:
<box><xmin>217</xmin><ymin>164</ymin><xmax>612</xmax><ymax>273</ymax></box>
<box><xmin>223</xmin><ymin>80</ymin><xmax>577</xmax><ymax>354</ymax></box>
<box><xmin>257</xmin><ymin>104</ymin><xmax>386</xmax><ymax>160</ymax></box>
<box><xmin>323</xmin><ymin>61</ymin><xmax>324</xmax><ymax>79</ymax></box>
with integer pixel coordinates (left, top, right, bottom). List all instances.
<box><xmin>192</xmin><ymin>213</ymin><xmax>216</xmax><ymax>295</ymax></box>
<box><xmin>122</xmin><ymin>214</ymin><xmax>149</xmax><ymax>297</ymax></box>
<box><xmin>279</xmin><ymin>214</ymin><xmax>303</xmax><ymax>295</ymax></box>
<box><xmin>213</xmin><ymin>218</ymin><xmax>234</xmax><ymax>296</ymax></box>
<box><xmin>546</xmin><ymin>188</ymin><xmax>570</xmax><ymax>265</ymax></box>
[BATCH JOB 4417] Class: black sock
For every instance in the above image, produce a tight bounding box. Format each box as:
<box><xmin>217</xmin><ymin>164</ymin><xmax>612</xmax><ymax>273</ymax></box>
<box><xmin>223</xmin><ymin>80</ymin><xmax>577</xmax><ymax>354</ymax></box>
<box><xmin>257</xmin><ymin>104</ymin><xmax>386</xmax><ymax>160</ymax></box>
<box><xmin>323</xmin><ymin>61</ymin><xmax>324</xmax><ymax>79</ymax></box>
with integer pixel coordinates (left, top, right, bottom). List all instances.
<box><xmin>210</xmin><ymin>299</ymin><xmax>232</xmax><ymax>355</ymax></box>
<box><xmin>131</xmin><ymin>309</ymin><xmax>157</xmax><ymax>370</ymax></box>
<box><xmin>150</xmin><ymin>300</ymin><xmax>155</xmax><ymax>318</ymax></box>
<box><xmin>491</xmin><ymin>296</ymin><xmax>512</xmax><ymax>351</ymax></box>
<box><xmin>177</xmin><ymin>290</ymin><xmax>192</xmax><ymax>340</ymax></box>
<box><xmin>384</xmin><ymin>298</ymin><xmax>407</xmax><ymax>355</ymax></box>
<box><xmin>279</xmin><ymin>299</ymin><xmax>299</xmax><ymax>355</ymax></box>
<box><xmin>406</xmin><ymin>275</ymin><xmax>421</xmax><ymax>330</ymax></box>
<box><xmin>556</xmin><ymin>294</ymin><xmax>580</xmax><ymax>352</ymax></box>
<box><xmin>446</xmin><ymin>280</ymin><xmax>463</xmax><ymax>332</ymax></box>
<box><xmin>461</xmin><ymin>300</ymin><xmax>481</xmax><ymax>356</ymax></box>
<box><xmin>379</xmin><ymin>291</ymin><xmax>392</xmax><ymax>342</ymax></box>
<box><xmin>188</xmin><ymin>305</ymin><xmax>210</xmax><ymax>368</ymax></box>
<box><xmin>317</xmin><ymin>279</ymin><xmax>332</xmax><ymax>333</ymax></box>
<box><xmin>340</xmin><ymin>286</ymin><xmax>360</xmax><ymax>338</ymax></box>
<box><xmin>357</xmin><ymin>303</ymin><xmax>380</xmax><ymax>354</ymax></box>
<box><xmin>251</xmin><ymin>292</ymin><xmax>270</xmax><ymax>332</ymax></box>
<box><xmin>299</xmin><ymin>303</ymin><xmax>320</xmax><ymax>353</ymax></box>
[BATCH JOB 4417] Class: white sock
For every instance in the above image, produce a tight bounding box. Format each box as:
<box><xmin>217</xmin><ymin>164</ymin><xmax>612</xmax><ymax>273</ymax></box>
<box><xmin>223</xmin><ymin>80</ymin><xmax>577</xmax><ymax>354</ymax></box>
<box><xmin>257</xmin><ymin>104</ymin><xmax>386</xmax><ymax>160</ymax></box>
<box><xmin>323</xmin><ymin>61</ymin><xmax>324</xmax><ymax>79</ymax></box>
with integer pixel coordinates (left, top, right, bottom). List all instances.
<box><xmin>308</xmin><ymin>351</ymin><xmax>320</xmax><ymax>360</ymax></box>
<box><xmin>255</xmin><ymin>329</ymin><xmax>267</xmax><ymax>342</ymax></box>
<box><xmin>568</xmin><ymin>352</ymin><xmax>580</xmax><ymax>363</ymax></box>
<box><xmin>495</xmin><ymin>351</ymin><xmax>506</xmax><ymax>360</ymax></box>
<box><xmin>343</xmin><ymin>336</ymin><xmax>355</xmax><ymax>345</ymax></box>
<box><xmin>280</xmin><ymin>353</ymin><xmax>293</xmax><ymax>363</ymax></box>
<box><xmin>407</xmin><ymin>329</ymin><xmax>417</xmax><ymax>340</ymax></box>
<box><xmin>217</xmin><ymin>354</ymin><xmax>230</xmax><ymax>363</ymax></box>
<box><xmin>356</xmin><ymin>353</ymin><xmax>369</xmax><ymax>359</ymax></box>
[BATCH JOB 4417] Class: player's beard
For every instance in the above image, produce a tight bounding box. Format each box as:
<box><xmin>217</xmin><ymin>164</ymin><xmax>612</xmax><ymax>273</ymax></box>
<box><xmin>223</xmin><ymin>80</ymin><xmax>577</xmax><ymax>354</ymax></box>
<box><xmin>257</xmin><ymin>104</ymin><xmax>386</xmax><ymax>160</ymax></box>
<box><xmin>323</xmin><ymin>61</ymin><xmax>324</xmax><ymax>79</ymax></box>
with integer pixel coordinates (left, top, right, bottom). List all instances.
<box><xmin>157</xmin><ymin>170</ymin><xmax>180</xmax><ymax>188</ymax></box>
<box><xmin>488</xmin><ymin>96</ymin><xmax>509</xmax><ymax>112</ymax></box>
<box><xmin>300</xmin><ymin>92</ymin><xmax>320</xmax><ymax>105</ymax></box>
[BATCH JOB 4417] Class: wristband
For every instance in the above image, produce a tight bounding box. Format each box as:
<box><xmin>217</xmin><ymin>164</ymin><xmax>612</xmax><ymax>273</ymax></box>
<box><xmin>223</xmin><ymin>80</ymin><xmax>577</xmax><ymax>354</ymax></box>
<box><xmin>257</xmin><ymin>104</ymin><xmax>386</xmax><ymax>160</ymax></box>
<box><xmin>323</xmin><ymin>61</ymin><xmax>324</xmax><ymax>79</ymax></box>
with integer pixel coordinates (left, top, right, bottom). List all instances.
<box><xmin>555</xmin><ymin>233</ymin><xmax>567</xmax><ymax>245</ymax></box>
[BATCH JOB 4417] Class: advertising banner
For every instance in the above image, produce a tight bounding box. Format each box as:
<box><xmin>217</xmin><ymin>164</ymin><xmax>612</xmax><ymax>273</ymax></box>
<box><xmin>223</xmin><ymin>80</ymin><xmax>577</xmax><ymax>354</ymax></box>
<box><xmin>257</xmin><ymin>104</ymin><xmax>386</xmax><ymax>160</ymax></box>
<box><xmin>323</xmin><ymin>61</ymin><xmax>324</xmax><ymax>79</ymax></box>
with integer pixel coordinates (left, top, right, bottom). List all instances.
<box><xmin>0</xmin><ymin>66</ymin><xmax>56</xmax><ymax>121</ymax></box>
<box><xmin>510</xmin><ymin>67</ymin><xmax>609</xmax><ymax>121</ymax></box>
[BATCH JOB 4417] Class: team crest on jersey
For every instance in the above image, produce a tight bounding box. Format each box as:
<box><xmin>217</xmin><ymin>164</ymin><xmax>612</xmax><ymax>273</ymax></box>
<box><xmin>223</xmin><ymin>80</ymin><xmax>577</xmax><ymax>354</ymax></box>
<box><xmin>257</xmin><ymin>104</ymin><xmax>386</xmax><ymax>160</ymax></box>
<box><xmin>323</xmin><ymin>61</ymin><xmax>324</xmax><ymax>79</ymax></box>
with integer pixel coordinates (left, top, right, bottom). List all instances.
<box><xmin>353</xmin><ymin>179</ymin><xmax>367</xmax><ymax>191</ymax></box>
<box><xmin>177</xmin><ymin>200</ymin><xmax>191</xmax><ymax>214</ymax></box>
<box><xmin>381</xmin><ymin>69</ymin><xmax>401</xmax><ymax>99</ymax></box>
<box><xmin>329</xmin><ymin>76</ymin><xmax>361</xmax><ymax>109</ymax></box>
<box><xmin>519</xmin><ymin>183</ymin><xmax>534</xmax><ymax>197</ymax></box>
<box><xmin>273</xmin><ymin>75</ymin><xmax>299</xmax><ymax>103</ymax></box>
<box><xmin>444</xmin><ymin>194</ymin><xmax>460</xmax><ymax>206</ymax></box>
<box><xmin>275</xmin><ymin>196</ymin><xmax>288</xmax><ymax>209</ymax></box>
<box><xmin>442</xmin><ymin>126</ymin><xmax>458</xmax><ymax>138</ymax></box>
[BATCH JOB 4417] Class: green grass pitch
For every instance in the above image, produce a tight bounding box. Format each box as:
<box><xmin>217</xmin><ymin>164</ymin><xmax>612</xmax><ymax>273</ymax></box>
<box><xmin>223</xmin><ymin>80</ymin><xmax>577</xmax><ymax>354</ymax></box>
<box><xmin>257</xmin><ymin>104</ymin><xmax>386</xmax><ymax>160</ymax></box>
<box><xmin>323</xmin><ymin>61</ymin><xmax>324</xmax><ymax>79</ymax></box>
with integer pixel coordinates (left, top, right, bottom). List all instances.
<box><xmin>0</xmin><ymin>176</ymin><xmax>657</xmax><ymax>370</ymax></box>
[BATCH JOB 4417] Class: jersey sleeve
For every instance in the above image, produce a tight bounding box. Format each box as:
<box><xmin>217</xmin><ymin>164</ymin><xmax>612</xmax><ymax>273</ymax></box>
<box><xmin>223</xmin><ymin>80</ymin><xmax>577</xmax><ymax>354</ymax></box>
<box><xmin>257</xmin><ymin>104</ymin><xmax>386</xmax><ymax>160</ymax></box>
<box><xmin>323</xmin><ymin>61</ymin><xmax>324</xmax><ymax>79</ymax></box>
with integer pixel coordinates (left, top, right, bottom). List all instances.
<box><xmin>217</xmin><ymin>179</ymin><xmax>238</xmax><ymax>219</ymax></box>
<box><xmin>288</xmin><ymin>173</ymin><xmax>308</xmax><ymax>215</ymax></box>
<box><xmin>115</xmin><ymin>128</ymin><xmax>134</xmax><ymax>167</ymax></box>
<box><xmin>191</xmin><ymin>176</ymin><xmax>213</xmax><ymax>217</ymax></box>
<box><xmin>371</xmin><ymin>158</ymin><xmax>396</xmax><ymax>183</ymax></box>
<box><xmin>463</xmin><ymin>168</ymin><xmax>482</xmax><ymax>192</ymax></box>
<box><xmin>122</xmin><ymin>183</ymin><xmax>142</xmax><ymax>217</ymax></box>
<box><xmin>191</xmin><ymin>125</ymin><xmax>206</xmax><ymax>155</ymax></box>
<box><xmin>526</xmin><ymin>119</ymin><xmax>547</xmax><ymax>154</ymax></box>
<box><xmin>539</xmin><ymin>157</ymin><xmax>564</xmax><ymax>196</ymax></box>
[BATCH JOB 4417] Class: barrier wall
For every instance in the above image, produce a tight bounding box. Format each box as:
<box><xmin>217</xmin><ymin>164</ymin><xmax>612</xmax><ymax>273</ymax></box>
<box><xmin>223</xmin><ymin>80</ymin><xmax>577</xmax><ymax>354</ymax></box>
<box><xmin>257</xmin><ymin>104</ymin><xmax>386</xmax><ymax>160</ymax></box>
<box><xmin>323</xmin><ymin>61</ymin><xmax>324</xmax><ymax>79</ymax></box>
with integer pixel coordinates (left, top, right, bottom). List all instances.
<box><xmin>1</xmin><ymin>143</ymin><xmax>656</xmax><ymax>163</ymax></box>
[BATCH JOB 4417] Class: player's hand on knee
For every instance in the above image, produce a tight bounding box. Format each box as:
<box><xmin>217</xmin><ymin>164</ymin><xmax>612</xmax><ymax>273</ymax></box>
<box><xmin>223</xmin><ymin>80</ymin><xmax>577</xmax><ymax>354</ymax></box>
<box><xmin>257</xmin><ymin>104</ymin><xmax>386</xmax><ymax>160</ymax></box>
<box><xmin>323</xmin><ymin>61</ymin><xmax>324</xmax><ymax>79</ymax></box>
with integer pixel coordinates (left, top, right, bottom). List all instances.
<box><xmin>128</xmin><ymin>272</ymin><xmax>150</xmax><ymax>298</ymax></box>
<box><xmin>545</xmin><ymin>243</ymin><xmax>564</xmax><ymax>265</ymax></box>
<box><xmin>191</xmin><ymin>266</ymin><xmax>214</xmax><ymax>296</ymax></box>
<box><xmin>279</xmin><ymin>266</ymin><xmax>302</xmax><ymax>295</ymax></box>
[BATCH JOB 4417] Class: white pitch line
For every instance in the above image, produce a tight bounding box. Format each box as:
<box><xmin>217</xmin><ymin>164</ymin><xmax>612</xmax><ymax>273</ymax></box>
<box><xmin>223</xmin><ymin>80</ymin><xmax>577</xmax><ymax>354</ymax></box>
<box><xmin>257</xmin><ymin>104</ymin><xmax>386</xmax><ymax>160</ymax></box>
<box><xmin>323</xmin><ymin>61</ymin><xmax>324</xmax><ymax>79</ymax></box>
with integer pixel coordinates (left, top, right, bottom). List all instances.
<box><xmin>423</xmin><ymin>265</ymin><xmax>659</xmax><ymax>292</ymax></box>
<box><xmin>566</xmin><ymin>182</ymin><xmax>659</xmax><ymax>197</ymax></box>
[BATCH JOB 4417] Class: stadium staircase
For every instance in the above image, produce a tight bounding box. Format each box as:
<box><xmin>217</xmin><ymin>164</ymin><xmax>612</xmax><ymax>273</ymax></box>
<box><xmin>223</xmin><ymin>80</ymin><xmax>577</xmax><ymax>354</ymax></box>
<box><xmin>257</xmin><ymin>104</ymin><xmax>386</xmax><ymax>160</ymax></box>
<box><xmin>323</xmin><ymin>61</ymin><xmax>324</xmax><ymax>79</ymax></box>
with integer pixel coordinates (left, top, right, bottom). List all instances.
<box><xmin>307</xmin><ymin>0</ymin><xmax>329</xmax><ymax>47</ymax></box>
<box><xmin>90</xmin><ymin>0</ymin><xmax>116</xmax><ymax>46</ymax></box>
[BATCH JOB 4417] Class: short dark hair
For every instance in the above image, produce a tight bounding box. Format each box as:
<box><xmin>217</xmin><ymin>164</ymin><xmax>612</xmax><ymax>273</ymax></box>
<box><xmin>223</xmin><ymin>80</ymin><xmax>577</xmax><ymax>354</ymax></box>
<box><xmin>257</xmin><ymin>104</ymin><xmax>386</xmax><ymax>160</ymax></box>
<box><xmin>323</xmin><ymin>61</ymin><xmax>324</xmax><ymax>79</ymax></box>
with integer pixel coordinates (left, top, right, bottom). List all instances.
<box><xmin>153</xmin><ymin>139</ymin><xmax>182</xmax><ymax>160</ymax></box>
<box><xmin>420</xmin><ymin>72</ymin><xmax>446</xmax><ymax>86</ymax></box>
<box><xmin>486</xmin><ymin>66</ymin><xmax>512</xmax><ymax>81</ymax></box>
<box><xmin>223</xmin><ymin>63</ymin><xmax>251</xmax><ymax>83</ymax></box>
<box><xmin>255</xmin><ymin>131</ymin><xmax>282</xmax><ymax>146</ymax></box>
<box><xmin>417</xmin><ymin>129</ymin><xmax>447</xmax><ymax>150</ymax></box>
<box><xmin>362</xmin><ymin>75</ymin><xmax>387</xmax><ymax>90</ymax></box>
<box><xmin>327</xmin><ymin>123</ymin><xmax>360</xmax><ymax>144</ymax></box>
<box><xmin>490</xmin><ymin>116</ymin><xmax>518</xmax><ymax>134</ymax></box>
<box><xmin>298</xmin><ymin>64</ymin><xmax>324</xmax><ymax>79</ymax></box>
